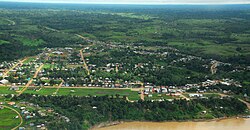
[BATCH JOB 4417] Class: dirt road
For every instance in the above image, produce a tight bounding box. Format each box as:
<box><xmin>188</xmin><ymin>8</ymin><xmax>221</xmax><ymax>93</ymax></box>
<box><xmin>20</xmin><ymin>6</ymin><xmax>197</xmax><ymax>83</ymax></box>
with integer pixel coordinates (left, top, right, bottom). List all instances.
<box><xmin>80</xmin><ymin>49</ymin><xmax>90</xmax><ymax>75</ymax></box>
<box><xmin>139</xmin><ymin>82</ymin><xmax>144</xmax><ymax>101</ymax></box>
<box><xmin>218</xmin><ymin>93</ymin><xmax>250</xmax><ymax>110</ymax></box>
<box><xmin>180</xmin><ymin>94</ymin><xmax>190</xmax><ymax>100</ymax></box>
<box><xmin>2</xmin><ymin>58</ymin><xmax>27</xmax><ymax>78</ymax></box>
<box><xmin>53</xmin><ymin>79</ymin><xmax>64</xmax><ymax>95</ymax></box>
<box><xmin>75</xmin><ymin>34</ymin><xmax>89</xmax><ymax>41</ymax></box>
<box><xmin>17</xmin><ymin>64</ymin><xmax>44</xmax><ymax>96</ymax></box>
<box><xmin>211</xmin><ymin>61</ymin><xmax>218</xmax><ymax>74</ymax></box>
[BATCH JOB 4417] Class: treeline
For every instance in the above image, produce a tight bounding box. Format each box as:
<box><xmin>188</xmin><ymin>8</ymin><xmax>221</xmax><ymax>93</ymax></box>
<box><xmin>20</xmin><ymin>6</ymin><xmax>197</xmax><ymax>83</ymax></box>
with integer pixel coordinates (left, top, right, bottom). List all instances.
<box><xmin>0</xmin><ymin>42</ymin><xmax>39</xmax><ymax>62</ymax></box>
<box><xmin>12</xmin><ymin>94</ymin><xmax>247</xmax><ymax>130</ymax></box>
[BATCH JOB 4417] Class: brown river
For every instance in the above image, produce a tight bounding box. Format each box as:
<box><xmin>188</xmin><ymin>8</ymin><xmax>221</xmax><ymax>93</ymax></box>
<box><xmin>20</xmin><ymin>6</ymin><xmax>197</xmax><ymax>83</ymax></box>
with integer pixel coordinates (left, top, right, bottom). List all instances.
<box><xmin>94</xmin><ymin>118</ymin><xmax>250</xmax><ymax>130</ymax></box>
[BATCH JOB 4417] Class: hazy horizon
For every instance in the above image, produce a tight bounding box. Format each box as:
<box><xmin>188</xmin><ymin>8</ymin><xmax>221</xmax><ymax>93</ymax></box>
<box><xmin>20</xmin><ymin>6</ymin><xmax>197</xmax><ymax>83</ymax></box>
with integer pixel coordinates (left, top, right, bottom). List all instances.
<box><xmin>1</xmin><ymin>0</ymin><xmax>250</xmax><ymax>4</ymax></box>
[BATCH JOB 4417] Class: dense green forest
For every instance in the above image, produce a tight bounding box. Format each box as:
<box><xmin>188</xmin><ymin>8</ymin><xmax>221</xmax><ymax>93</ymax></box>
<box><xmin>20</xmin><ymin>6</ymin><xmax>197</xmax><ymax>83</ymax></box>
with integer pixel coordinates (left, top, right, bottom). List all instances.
<box><xmin>12</xmin><ymin>94</ymin><xmax>247</xmax><ymax>130</ymax></box>
<box><xmin>0</xmin><ymin>3</ymin><xmax>250</xmax><ymax>63</ymax></box>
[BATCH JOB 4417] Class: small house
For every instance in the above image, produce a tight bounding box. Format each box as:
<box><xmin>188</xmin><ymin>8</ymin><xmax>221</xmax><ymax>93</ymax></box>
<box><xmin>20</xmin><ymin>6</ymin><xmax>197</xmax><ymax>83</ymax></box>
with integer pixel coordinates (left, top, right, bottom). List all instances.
<box><xmin>9</xmin><ymin>86</ymin><xmax>19</xmax><ymax>91</ymax></box>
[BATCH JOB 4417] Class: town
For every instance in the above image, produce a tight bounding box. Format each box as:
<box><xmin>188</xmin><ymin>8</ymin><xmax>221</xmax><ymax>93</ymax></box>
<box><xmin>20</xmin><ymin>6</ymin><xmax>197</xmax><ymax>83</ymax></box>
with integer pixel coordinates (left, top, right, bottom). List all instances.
<box><xmin>1</xmin><ymin>2</ymin><xmax>250</xmax><ymax>130</ymax></box>
<box><xmin>0</xmin><ymin>37</ymin><xmax>248</xmax><ymax>102</ymax></box>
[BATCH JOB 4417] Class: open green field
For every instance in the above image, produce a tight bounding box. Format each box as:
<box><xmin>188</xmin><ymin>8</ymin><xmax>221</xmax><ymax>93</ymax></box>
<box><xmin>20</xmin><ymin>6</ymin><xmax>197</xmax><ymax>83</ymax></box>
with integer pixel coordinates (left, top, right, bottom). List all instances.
<box><xmin>0</xmin><ymin>107</ymin><xmax>20</xmax><ymax>130</ymax></box>
<box><xmin>0</xmin><ymin>87</ymin><xmax>16</xmax><ymax>94</ymax></box>
<box><xmin>16</xmin><ymin>37</ymin><xmax>45</xmax><ymax>47</ymax></box>
<box><xmin>0</xmin><ymin>87</ymin><xmax>140</xmax><ymax>100</ymax></box>
<box><xmin>57</xmin><ymin>88</ymin><xmax>140</xmax><ymax>100</ymax></box>
<box><xmin>168</xmin><ymin>41</ymin><xmax>250</xmax><ymax>56</ymax></box>
<box><xmin>24</xmin><ymin>88</ymin><xmax>58</xmax><ymax>95</ymax></box>
<box><xmin>23</xmin><ymin>57</ymin><xmax>36</xmax><ymax>64</ymax></box>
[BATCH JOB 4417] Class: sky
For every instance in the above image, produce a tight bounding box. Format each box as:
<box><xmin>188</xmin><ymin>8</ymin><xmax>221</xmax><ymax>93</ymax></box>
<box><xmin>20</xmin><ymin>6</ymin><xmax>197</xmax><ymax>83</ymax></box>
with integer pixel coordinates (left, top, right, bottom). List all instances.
<box><xmin>0</xmin><ymin>0</ymin><xmax>250</xmax><ymax>4</ymax></box>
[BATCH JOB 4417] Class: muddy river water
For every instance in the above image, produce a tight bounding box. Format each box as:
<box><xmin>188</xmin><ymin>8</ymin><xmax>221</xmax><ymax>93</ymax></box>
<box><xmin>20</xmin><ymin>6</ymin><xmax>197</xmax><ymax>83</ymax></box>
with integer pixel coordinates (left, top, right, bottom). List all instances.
<box><xmin>94</xmin><ymin>118</ymin><xmax>250</xmax><ymax>130</ymax></box>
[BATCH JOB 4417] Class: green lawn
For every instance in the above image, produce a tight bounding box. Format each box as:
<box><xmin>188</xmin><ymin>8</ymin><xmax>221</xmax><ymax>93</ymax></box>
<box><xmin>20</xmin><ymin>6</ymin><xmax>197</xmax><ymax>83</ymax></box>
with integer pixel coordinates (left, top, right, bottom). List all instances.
<box><xmin>0</xmin><ymin>107</ymin><xmax>20</xmax><ymax>129</ymax></box>
<box><xmin>23</xmin><ymin>57</ymin><xmax>36</xmax><ymax>64</ymax></box>
<box><xmin>42</xmin><ymin>64</ymin><xmax>53</xmax><ymax>69</ymax></box>
<box><xmin>0</xmin><ymin>87</ymin><xmax>140</xmax><ymax>100</ymax></box>
<box><xmin>24</xmin><ymin>88</ymin><xmax>57</xmax><ymax>95</ymax></box>
<box><xmin>0</xmin><ymin>87</ymin><xmax>16</xmax><ymax>94</ymax></box>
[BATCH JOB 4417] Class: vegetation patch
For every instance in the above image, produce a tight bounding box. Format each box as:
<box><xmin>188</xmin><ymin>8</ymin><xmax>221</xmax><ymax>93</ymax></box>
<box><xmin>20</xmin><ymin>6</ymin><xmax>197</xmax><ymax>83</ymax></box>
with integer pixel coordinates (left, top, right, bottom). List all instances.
<box><xmin>0</xmin><ymin>107</ymin><xmax>20</xmax><ymax>129</ymax></box>
<box><xmin>16</xmin><ymin>37</ymin><xmax>45</xmax><ymax>47</ymax></box>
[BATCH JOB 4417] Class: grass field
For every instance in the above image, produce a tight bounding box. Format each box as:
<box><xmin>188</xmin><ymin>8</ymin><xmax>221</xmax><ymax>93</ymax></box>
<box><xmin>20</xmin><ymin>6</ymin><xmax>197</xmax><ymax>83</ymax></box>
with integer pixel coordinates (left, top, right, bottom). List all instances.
<box><xmin>0</xmin><ymin>107</ymin><xmax>20</xmax><ymax>129</ymax></box>
<box><xmin>24</xmin><ymin>88</ymin><xmax>58</xmax><ymax>95</ymax></box>
<box><xmin>168</xmin><ymin>41</ymin><xmax>250</xmax><ymax>56</ymax></box>
<box><xmin>0</xmin><ymin>87</ymin><xmax>16</xmax><ymax>94</ymax></box>
<box><xmin>0</xmin><ymin>87</ymin><xmax>140</xmax><ymax>100</ymax></box>
<box><xmin>16</xmin><ymin>37</ymin><xmax>45</xmax><ymax>47</ymax></box>
<box><xmin>23</xmin><ymin>57</ymin><xmax>36</xmax><ymax>64</ymax></box>
<box><xmin>0</xmin><ymin>87</ymin><xmax>224</xmax><ymax>101</ymax></box>
<box><xmin>56</xmin><ymin>88</ymin><xmax>140</xmax><ymax>100</ymax></box>
<box><xmin>42</xmin><ymin>64</ymin><xmax>53</xmax><ymax>69</ymax></box>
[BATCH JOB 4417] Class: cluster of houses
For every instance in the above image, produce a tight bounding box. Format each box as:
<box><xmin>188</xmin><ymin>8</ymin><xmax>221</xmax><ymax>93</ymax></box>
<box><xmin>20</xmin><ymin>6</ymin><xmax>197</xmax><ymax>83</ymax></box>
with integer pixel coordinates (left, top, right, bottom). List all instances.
<box><xmin>0</xmin><ymin>45</ymin><xmax>245</xmax><ymax>96</ymax></box>
<box><xmin>140</xmin><ymin>78</ymin><xmax>242</xmax><ymax>98</ymax></box>
<box><xmin>0</xmin><ymin>101</ymin><xmax>47</xmax><ymax>130</ymax></box>
<box><xmin>0</xmin><ymin>61</ymin><xmax>19</xmax><ymax>77</ymax></box>
<box><xmin>1</xmin><ymin>100</ymin><xmax>71</xmax><ymax>130</ymax></box>
<box><xmin>187</xmin><ymin>79</ymin><xmax>242</xmax><ymax>88</ymax></box>
<box><xmin>38</xmin><ymin>108</ymin><xmax>70</xmax><ymax>123</ymax></box>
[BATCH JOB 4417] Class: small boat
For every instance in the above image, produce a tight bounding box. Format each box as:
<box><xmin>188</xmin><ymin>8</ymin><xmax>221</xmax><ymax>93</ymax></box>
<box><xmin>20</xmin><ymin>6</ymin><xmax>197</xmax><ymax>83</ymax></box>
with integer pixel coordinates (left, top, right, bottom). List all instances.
<box><xmin>242</xmin><ymin>115</ymin><xmax>250</xmax><ymax>118</ymax></box>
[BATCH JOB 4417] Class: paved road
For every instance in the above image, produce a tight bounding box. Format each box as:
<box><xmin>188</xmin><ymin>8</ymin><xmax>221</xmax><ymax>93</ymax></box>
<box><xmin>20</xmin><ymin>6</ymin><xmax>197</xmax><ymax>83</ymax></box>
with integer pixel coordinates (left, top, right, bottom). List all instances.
<box><xmin>0</xmin><ymin>105</ymin><xmax>23</xmax><ymax>130</ymax></box>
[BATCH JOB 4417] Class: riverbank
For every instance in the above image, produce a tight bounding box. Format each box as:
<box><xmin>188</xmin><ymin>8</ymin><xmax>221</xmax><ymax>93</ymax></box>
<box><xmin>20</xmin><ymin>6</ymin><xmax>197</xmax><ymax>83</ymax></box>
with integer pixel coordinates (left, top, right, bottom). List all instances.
<box><xmin>90</xmin><ymin>116</ymin><xmax>242</xmax><ymax>130</ymax></box>
<box><xmin>91</xmin><ymin>121</ymin><xmax>124</xmax><ymax>129</ymax></box>
<box><xmin>92</xmin><ymin>118</ymin><xmax>250</xmax><ymax>130</ymax></box>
